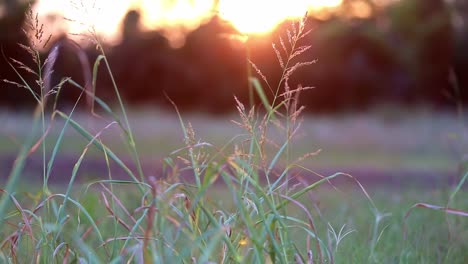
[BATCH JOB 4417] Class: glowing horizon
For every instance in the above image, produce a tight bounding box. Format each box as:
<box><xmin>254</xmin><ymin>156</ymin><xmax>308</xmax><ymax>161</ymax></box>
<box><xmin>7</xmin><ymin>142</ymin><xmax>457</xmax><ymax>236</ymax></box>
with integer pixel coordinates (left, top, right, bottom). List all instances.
<box><xmin>218</xmin><ymin>0</ymin><xmax>343</xmax><ymax>34</ymax></box>
<box><xmin>33</xmin><ymin>0</ymin><xmax>344</xmax><ymax>46</ymax></box>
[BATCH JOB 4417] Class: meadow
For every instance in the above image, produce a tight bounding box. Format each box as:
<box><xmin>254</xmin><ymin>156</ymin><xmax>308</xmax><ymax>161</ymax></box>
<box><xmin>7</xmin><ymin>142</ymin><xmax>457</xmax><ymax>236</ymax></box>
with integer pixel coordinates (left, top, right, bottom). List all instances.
<box><xmin>0</xmin><ymin>9</ymin><xmax>467</xmax><ymax>264</ymax></box>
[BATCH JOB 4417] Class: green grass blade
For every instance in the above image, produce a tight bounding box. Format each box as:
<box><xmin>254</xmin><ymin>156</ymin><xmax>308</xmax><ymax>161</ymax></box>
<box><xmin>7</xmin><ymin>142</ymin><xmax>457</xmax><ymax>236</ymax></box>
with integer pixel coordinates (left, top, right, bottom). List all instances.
<box><xmin>49</xmin><ymin>194</ymin><xmax>104</xmax><ymax>243</ymax></box>
<box><xmin>267</xmin><ymin>139</ymin><xmax>290</xmax><ymax>177</ymax></box>
<box><xmin>250</xmin><ymin>77</ymin><xmax>273</xmax><ymax>113</ymax></box>
<box><xmin>449</xmin><ymin>170</ymin><xmax>468</xmax><ymax>203</ymax></box>
<box><xmin>56</xmin><ymin>110</ymin><xmax>141</xmax><ymax>186</ymax></box>
<box><xmin>55</xmin><ymin>121</ymin><xmax>117</xmax><ymax>240</ymax></box>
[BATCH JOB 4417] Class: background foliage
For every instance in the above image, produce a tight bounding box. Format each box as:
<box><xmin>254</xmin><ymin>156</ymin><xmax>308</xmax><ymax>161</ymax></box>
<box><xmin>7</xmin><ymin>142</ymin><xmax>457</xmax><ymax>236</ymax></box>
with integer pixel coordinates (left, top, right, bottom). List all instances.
<box><xmin>0</xmin><ymin>0</ymin><xmax>466</xmax><ymax>113</ymax></box>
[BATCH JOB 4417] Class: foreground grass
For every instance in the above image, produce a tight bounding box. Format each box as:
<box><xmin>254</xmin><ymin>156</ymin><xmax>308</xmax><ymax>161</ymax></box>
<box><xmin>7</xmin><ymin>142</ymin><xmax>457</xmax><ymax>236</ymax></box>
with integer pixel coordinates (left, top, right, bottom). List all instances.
<box><xmin>1</xmin><ymin>183</ymin><xmax>467</xmax><ymax>263</ymax></box>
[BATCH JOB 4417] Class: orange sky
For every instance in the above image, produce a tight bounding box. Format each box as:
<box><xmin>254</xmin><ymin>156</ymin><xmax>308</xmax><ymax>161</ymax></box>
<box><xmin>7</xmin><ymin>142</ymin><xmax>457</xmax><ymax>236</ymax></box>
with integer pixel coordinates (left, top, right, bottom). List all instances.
<box><xmin>33</xmin><ymin>0</ymin><xmax>346</xmax><ymax>46</ymax></box>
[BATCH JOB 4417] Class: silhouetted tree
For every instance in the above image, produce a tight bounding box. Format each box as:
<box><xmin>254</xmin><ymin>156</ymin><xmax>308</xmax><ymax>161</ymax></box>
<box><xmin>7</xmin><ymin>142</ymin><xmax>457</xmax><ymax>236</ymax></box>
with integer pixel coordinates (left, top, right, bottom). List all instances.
<box><xmin>0</xmin><ymin>0</ymin><xmax>36</xmax><ymax>108</ymax></box>
<box><xmin>451</xmin><ymin>0</ymin><xmax>468</xmax><ymax>101</ymax></box>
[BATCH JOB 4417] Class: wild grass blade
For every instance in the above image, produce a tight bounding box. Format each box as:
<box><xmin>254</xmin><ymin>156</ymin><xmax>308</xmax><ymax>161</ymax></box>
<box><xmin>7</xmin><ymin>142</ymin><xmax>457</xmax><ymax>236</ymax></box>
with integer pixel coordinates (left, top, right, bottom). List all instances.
<box><xmin>91</xmin><ymin>55</ymin><xmax>106</xmax><ymax>115</ymax></box>
<box><xmin>448</xmin><ymin>170</ymin><xmax>468</xmax><ymax>204</ymax></box>
<box><xmin>98</xmin><ymin>50</ymin><xmax>145</xmax><ymax>182</ymax></box>
<box><xmin>403</xmin><ymin>203</ymin><xmax>468</xmax><ymax>241</ymax></box>
<box><xmin>275</xmin><ymin>172</ymin><xmax>349</xmax><ymax>212</ymax></box>
<box><xmin>55</xmin><ymin>110</ymin><xmax>141</xmax><ymax>187</ymax></box>
<box><xmin>44</xmin><ymin>194</ymin><xmax>105</xmax><ymax>244</ymax></box>
<box><xmin>166</xmin><ymin>94</ymin><xmax>202</xmax><ymax>188</ymax></box>
<box><xmin>250</xmin><ymin>77</ymin><xmax>273</xmax><ymax>114</ymax></box>
<box><xmin>55</xmin><ymin>121</ymin><xmax>117</xmax><ymax>240</ymax></box>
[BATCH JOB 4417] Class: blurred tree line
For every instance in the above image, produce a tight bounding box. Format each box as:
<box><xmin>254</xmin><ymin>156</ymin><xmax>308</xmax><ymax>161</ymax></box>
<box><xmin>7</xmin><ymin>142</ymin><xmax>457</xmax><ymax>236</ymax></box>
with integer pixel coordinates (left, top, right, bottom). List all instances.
<box><xmin>0</xmin><ymin>0</ymin><xmax>467</xmax><ymax>113</ymax></box>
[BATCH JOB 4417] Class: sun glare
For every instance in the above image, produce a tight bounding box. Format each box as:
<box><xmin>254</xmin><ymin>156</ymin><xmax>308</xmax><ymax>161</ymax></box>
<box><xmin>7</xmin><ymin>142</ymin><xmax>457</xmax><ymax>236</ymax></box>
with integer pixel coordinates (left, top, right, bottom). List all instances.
<box><xmin>33</xmin><ymin>0</ymin><xmax>344</xmax><ymax>44</ymax></box>
<box><xmin>218</xmin><ymin>0</ymin><xmax>342</xmax><ymax>34</ymax></box>
<box><xmin>34</xmin><ymin>0</ymin><xmax>131</xmax><ymax>40</ymax></box>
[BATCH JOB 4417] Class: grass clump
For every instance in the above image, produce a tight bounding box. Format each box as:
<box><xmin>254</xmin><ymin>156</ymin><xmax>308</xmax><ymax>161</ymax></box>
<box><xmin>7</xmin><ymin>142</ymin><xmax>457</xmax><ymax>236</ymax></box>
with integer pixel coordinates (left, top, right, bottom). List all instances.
<box><xmin>0</xmin><ymin>7</ymin><xmax>467</xmax><ymax>264</ymax></box>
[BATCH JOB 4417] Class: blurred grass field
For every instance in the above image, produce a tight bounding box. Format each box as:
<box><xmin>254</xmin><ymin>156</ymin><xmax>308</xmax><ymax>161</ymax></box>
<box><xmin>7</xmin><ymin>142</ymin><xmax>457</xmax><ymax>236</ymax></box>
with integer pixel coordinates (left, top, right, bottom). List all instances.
<box><xmin>0</xmin><ymin>108</ymin><xmax>462</xmax><ymax>172</ymax></box>
<box><xmin>3</xmin><ymin>107</ymin><xmax>463</xmax><ymax>183</ymax></box>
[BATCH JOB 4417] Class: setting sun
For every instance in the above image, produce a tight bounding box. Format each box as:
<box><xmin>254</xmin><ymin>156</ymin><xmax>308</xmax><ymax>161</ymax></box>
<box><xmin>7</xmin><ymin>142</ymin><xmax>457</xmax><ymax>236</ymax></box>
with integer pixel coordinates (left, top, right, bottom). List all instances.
<box><xmin>218</xmin><ymin>0</ymin><xmax>304</xmax><ymax>34</ymax></box>
<box><xmin>34</xmin><ymin>0</ymin><xmax>343</xmax><ymax>44</ymax></box>
<box><xmin>218</xmin><ymin>0</ymin><xmax>342</xmax><ymax>34</ymax></box>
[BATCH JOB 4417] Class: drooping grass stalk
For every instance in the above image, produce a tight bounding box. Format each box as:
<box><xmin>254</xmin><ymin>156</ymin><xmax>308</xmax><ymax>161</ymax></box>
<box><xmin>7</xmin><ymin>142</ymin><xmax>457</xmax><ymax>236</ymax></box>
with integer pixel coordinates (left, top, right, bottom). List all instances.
<box><xmin>20</xmin><ymin>8</ymin><xmax>51</xmax><ymax>197</ymax></box>
<box><xmin>95</xmin><ymin>44</ymin><xmax>146</xmax><ymax>183</ymax></box>
<box><xmin>0</xmin><ymin>10</ymin><xmax>53</xmax><ymax>223</ymax></box>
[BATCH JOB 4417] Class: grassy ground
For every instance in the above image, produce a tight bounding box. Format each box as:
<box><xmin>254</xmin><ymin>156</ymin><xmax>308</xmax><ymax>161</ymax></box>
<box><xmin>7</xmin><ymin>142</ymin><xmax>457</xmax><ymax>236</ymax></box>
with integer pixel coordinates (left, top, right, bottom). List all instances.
<box><xmin>2</xmin><ymin>179</ymin><xmax>467</xmax><ymax>263</ymax></box>
<box><xmin>0</xmin><ymin>109</ymin><xmax>466</xmax><ymax>263</ymax></box>
<box><xmin>208</xmin><ymin>186</ymin><xmax>468</xmax><ymax>263</ymax></box>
